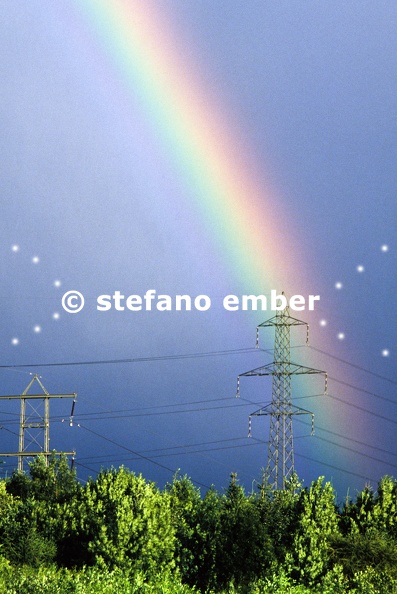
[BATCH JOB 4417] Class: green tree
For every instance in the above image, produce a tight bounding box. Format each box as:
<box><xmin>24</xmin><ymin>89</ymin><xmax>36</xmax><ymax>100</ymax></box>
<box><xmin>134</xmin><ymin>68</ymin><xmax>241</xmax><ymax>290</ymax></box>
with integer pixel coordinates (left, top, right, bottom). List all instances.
<box><xmin>167</xmin><ymin>473</ymin><xmax>203</xmax><ymax>586</ymax></box>
<box><xmin>6</xmin><ymin>453</ymin><xmax>79</xmax><ymax>505</ymax></box>
<box><xmin>0</xmin><ymin>482</ymin><xmax>56</xmax><ymax>567</ymax></box>
<box><xmin>340</xmin><ymin>484</ymin><xmax>374</xmax><ymax>536</ymax></box>
<box><xmin>5</xmin><ymin>454</ymin><xmax>81</xmax><ymax>567</ymax></box>
<box><xmin>215</xmin><ymin>474</ymin><xmax>274</xmax><ymax>591</ymax></box>
<box><xmin>334</xmin><ymin>476</ymin><xmax>397</xmax><ymax>586</ymax></box>
<box><xmin>264</xmin><ymin>473</ymin><xmax>302</xmax><ymax>565</ymax></box>
<box><xmin>166</xmin><ymin>481</ymin><xmax>223</xmax><ymax>592</ymax></box>
<box><xmin>371</xmin><ymin>476</ymin><xmax>397</xmax><ymax>537</ymax></box>
<box><xmin>329</xmin><ymin>529</ymin><xmax>397</xmax><ymax>579</ymax></box>
<box><xmin>286</xmin><ymin>477</ymin><xmax>339</xmax><ymax>586</ymax></box>
<box><xmin>69</xmin><ymin>466</ymin><xmax>175</xmax><ymax>574</ymax></box>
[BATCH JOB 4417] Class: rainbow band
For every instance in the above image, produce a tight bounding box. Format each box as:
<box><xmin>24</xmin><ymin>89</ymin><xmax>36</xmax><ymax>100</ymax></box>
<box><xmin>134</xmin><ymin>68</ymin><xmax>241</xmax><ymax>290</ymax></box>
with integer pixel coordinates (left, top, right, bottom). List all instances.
<box><xmin>76</xmin><ymin>0</ymin><xmax>307</xmax><ymax>294</ymax></box>
<box><xmin>73</xmin><ymin>0</ymin><xmax>364</xmax><ymax>484</ymax></box>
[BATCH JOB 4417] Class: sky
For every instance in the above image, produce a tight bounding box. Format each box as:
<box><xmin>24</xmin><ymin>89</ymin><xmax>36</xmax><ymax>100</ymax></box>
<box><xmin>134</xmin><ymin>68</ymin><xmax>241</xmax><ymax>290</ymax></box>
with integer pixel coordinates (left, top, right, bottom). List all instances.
<box><xmin>0</xmin><ymin>0</ymin><xmax>396</xmax><ymax>502</ymax></box>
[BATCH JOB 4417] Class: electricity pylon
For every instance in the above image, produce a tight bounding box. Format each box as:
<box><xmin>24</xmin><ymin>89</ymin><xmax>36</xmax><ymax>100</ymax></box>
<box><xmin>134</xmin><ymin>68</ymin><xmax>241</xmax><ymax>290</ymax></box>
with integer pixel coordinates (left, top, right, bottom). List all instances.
<box><xmin>236</xmin><ymin>299</ymin><xmax>327</xmax><ymax>490</ymax></box>
<box><xmin>0</xmin><ymin>375</ymin><xmax>76</xmax><ymax>471</ymax></box>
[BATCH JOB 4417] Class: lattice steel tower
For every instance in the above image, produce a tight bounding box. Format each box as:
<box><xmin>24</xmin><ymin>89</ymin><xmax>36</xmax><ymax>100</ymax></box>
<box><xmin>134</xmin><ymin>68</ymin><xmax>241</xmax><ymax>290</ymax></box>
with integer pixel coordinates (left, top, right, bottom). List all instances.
<box><xmin>236</xmin><ymin>297</ymin><xmax>327</xmax><ymax>490</ymax></box>
<box><xmin>0</xmin><ymin>375</ymin><xmax>76</xmax><ymax>471</ymax></box>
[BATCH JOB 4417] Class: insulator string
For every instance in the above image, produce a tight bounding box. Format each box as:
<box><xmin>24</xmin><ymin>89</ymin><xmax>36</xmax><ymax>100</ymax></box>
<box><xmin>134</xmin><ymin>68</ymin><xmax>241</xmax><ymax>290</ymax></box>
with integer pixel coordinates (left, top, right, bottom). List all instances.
<box><xmin>236</xmin><ymin>376</ymin><xmax>240</xmax><ymax>397</ymax></box>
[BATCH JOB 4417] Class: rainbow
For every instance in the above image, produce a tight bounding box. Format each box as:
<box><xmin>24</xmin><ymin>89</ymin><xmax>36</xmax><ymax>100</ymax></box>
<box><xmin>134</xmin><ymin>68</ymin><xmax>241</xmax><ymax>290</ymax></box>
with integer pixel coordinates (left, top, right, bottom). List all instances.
<box><xmin>72</xmin><ymin>0</ymin><xmax>369</xmax><ymax>488</ymax></box>
<box><xmin>75</xmin><ymin>0</ymin><xmax>309</xmax><ymax>295</ymax></box>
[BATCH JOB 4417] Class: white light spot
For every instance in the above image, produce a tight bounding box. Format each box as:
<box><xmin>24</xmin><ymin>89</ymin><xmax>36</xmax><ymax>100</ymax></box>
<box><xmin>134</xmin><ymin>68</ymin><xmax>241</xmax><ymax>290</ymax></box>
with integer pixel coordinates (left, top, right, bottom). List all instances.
<box><xmin>337</xmin><ymin>332</ymin><xmax>345</xmax><ymax>340</ymax></box>
<box><xmin>356</xmin><ymin>265</ymin><xmax>365</xmax><ymax>273</ymax></box>
<box><xmin>53</xmin><ymin>280</ymin><xmax>62</xmax><ymax>288</ymax></box>
<box><xmin>52</xmin><ymin>312</ymin><xmax>60</xmax><ymax>320</ymax></box>
<box><xmin>382</xmin><ymin>349</ymin><xmax>390</xmax><ymax>357</ymax></box>
<box><xmin>335</xmin><ymin>282</ymin><xmax>343</xmax><ymax>290</ymax></box>
<box><xmin>381</xmin><ymin>245</ymin><xmax>389</xmax><ymax>252</ymax></box>
<box><xmin>319</xmin><ymin>319</ymin><xmax>327</xmax><ymax>327</ymax></box>
<box><xmin>11</xmin><ymin>244</ymin><xmax>20</xmax><ymax>253</ymax></box>
<box><xmin>32</xmin><ymin>256</ymin><xmax>40</xmax><ymax>264</ymax></box>
<box><xmin>11</xmin><ymin>337</ymin><xmax>19</xmax><ymax>346</ymax></box>
<box><xmin>33</xmin><ymin>325</ymin><xmax>42</xmax><ymax>333</ymax></box>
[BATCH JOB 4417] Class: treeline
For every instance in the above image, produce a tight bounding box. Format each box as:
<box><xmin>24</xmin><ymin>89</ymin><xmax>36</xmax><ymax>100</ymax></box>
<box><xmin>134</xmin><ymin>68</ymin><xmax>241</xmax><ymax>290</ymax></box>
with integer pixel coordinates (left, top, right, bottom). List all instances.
<box><xmin>1</xmin><ymin>456</ymin><xmax>397</xmax><ymax>593</ymax></box>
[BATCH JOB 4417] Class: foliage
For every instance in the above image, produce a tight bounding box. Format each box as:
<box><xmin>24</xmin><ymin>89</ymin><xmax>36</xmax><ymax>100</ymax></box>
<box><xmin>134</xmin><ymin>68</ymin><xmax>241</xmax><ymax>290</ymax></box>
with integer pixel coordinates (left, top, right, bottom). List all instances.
<box><xmin>2</xmin><ymin>463</ymin><xmax>397</xmax><ymax>592</ymax></box>
<box><xmin>0</xmin><ymin>564</ymin><xmax>198</xmax><ymax>594</ymax></box>
<box><xmin>166</xmin><ymin>473</ymin><xmax>238</xmax><ymax>591</ymax></box>
<box><xmin>263</xmin><ymin>473</ymin><xmax>303</xmax><ymax>565</ymax></box>
<box><xmin>285</xmin><ymin>477</ymin><xmax>340</xmax><ymax>586</ymax></box>
<box><xmin>72</xmin><ymin>466</ymin><xmax>175</xmax><ymax>574</ymax></box>
<box><xmin>7</xmin><ymin>453</ymin><xmax>79</xmax><ymax>504</ymax></box>
<box><xmin>215</xmin><ymin>474</ymin><xmax>274</xmax><ymax>590</ymax></box>
<box><xmin>329</xmin><ymin>529</ymin><xmax>397</xmax><ymax>580</ymax></box>
<box><xmin>167</xmin><ymin>473</ymin><xmax>203</xmax><ymax>585</ymax></box>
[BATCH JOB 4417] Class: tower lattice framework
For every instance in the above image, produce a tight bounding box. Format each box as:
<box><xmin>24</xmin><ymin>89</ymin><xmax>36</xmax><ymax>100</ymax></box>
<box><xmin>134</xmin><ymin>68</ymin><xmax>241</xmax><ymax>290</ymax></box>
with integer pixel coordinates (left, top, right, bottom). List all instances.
<box><xmin>0</xmin><ymin>375</ymin><xmax>76</xmax><ymax>472</ymax></box>
<box><xmin>236</xmin><ymin>300</ymin><xmax>327</xmax><ymax>490</ymax></box>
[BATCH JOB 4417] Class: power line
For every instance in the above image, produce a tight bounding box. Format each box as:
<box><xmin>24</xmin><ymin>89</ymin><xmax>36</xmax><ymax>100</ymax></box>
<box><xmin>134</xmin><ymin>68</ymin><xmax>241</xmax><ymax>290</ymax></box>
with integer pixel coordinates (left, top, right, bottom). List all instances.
<box><xmin>0</xmin><ymin>347</ymin><xmax>261</xmax><ymax>369</ymax></box>
<box><xmin>1</xmin><ymin>345</ymin><xmax>395</xmax><ymax>404</ymax></box>
<box><xmin>2</xmin><ymin>388</ymin><xmax>397</xmax><ymax>444</ymax></box>
<box><xmin>295</xmin><ymin>451</ymin><xmax>377</xmax><ymax>485</ymax></box>
<box><xmin>250</xmin><ymin>437</ymin><xmax>377</xmax><ymax>484</ymax></box>
<box><xmin>0</xmin><ymin>343</ymin><xmax>394</xmax><ymax>389</ymax></box>
<box><xmin>328</xmin><ymin>393</ymin><xmax>397</xmax><ymax>426</ymax></box>
<box><xmin>78</xmin><ymin>440</ymin><xmax>261</xmax><ymax>466</ymax></box>
<box><xmin>57</xmin><ymin>396</ymin><xmax>236</xmax><ymax>419</ymax></box>
<box><xmin>294</xmin><ymin>417</ymin><xmax>397</xmax><ymax>461</ymax></box>
<box><xmin>2</xmin><ymin>374</ymin><xmax>396</xmax><ymax>428</ymax></box>
<box><xmin>76</xmin><ymin>422</ymin><xmax>210</xmax><ymax>490</ymax></box>
<box><xmin>75</xmin><ymin>414</ymin><xmax>260</xmax><ymax>484</ymax></box>
<box><xmin>0</xmin><ymin>425</ymin><xmax>19</xmax><ymax>437</ymax></box>
<box><xmin>2</xmin><ymin>402</ymin><xmax>386</xmax><ymax>488</ymax></box>
<box><xmin>310</xmin><ymin>432</ymin><xmax>397</xmax><ymax>472</ymax></box>
<box><xmin>327</xmin><ymin>377</ymin><xmax>397</xmax><ymax>407</ymax></box>
<box><xmin>5</xmin><ymin>398</ymin><xmax>385</xmax><ymax>486</ymax></box>
<box><xmin>307</xmin><ymin>345</ymin><xmax>397</xmax><ymax>386</ymax></box>
<box><xmin>76</xmin><ymin>436</ymin><xmax>248</xmax><ymax>463</ymax></box>
<box><xmin>2</xmin><ymin>401</ymin><xmax>393</xmax><ymax>489</ymax></box>
<box><xmin>1</xmin><ymin>343</ymin><xmax>395</xmax><ymax>489</ymax></box>
<box><xmin>0</xmin><ymin>400</ymin><xmax>252</xmax><ymax>427</ymax></box>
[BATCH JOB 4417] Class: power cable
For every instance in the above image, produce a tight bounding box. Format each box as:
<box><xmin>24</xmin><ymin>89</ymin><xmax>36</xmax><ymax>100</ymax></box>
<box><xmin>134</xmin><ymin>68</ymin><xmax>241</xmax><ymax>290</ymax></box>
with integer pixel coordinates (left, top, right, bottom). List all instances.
<box><xmin>307</xmin><ymin>345</ymin><xmax>397</xmax><ymax>386</ymax></box>
<box><xmin>250</xmin><ymin>437</ymin><xmax>377</xmax><ymax>484</ymax></box>
<box><xmin>0</xmin><ymin>347</ymin><xmax>262</xmax><ymax>369</ymax></box>
<box><xmin>76</xmin><ymin>422</ymin><xmax>210</xmax><ymax>490</ymax></box>
<box><xmin>294</xmin><ymin>417</ymin><xmax>397</xmax><ymax>460</ymax></box>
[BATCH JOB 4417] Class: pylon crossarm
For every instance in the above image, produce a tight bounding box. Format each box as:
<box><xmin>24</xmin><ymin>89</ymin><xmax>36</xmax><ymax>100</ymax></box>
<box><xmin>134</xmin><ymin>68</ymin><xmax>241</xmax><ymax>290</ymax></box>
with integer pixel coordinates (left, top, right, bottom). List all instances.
<box><xmin>239</xmin><ymin>362</ymin><xmax>277</xmax><ymax>379</ymax></box>
<box><xmin>249</xmin><ymin>404</ymin><xmax>312</xmax><ymax>417</ymax></box>
<box><xmin>257</xmin><ymin>315</ymin><xmax>308</xmax><ymax>328</ymax></box>
<box><xmin>236</xmin><ymin>364</ymin><xmax>326</xmax><ymax>397</ymax></box>
<box><xmin>249</xmin><ymin>405</ymin><xmax>315</xmax><ymax>437</ymax></box>
<box><xmin>256</xmin><ymin>314</ymin><xmax>310</xmax><ymax>348</ymax></box>
<box><xmin>284</xmin><ymin>363</ymin><xmax>327</xmax><ymax>380</ymax></box>
<box><xmin>290</xmin><ymin>405</ymin><xmax>313</xmax><ymax>416</ymax></box>
<box><xmin>249</xmin><ymin>403</ymin><xmax>274</xmax><ymax>416</ymax></box>
<box><xmin>0</xmin><ymin>394</ymin><xmax>76</xmax><ymax>400</ymax></box>
<box><xmin>0</xmin><ymin>451</ymin><xmax>75</xmax><ymax>457</ymax></box>
<box><xmin>239</xmin><ymin>361</ymin><xmax>325</xmax><ymax>377</ymax></box>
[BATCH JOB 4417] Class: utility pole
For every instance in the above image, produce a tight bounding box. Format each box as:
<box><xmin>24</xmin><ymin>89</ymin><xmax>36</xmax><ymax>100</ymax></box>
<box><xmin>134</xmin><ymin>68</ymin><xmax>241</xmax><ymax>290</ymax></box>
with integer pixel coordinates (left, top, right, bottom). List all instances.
<box><xmin>236</xmin><ymin>297</ymin><xmax>327</xmax><ymax>490</ymax></box>
<box><xmin>0</xmin><ymin>375</ymin><xmax>76</xmax><ymax>471</ymax></box>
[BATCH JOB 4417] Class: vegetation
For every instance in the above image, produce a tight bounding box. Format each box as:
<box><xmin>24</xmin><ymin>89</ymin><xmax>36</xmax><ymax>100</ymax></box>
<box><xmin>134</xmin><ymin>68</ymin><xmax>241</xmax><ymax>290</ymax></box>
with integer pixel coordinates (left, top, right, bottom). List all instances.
<box><xmin>1</xmin><ymin>455</ymin><xmax>397</xmax><ymax>592</ymax></box>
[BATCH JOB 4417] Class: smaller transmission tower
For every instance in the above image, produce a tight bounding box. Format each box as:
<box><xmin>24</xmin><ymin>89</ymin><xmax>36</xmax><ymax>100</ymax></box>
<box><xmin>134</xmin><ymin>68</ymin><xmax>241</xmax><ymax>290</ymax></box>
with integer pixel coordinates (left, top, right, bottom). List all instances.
<box><xmin>0</xmin><ymin>375</ymin><xmax>76</xmax><ymax>471</ymax></box>
<box><xmin>236</xmin><ymin>297</ymin><xmax>327</xmax><ymax>490</ymax></box>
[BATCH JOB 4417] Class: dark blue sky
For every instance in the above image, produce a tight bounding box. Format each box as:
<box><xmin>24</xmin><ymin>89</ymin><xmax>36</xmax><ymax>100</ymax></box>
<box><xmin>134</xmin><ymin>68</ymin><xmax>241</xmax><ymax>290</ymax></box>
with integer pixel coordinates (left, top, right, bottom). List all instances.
<box><xmin>0</xmin><ymin>1</ymin><xmax>396</xmax><ymax>500</ymax></box>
